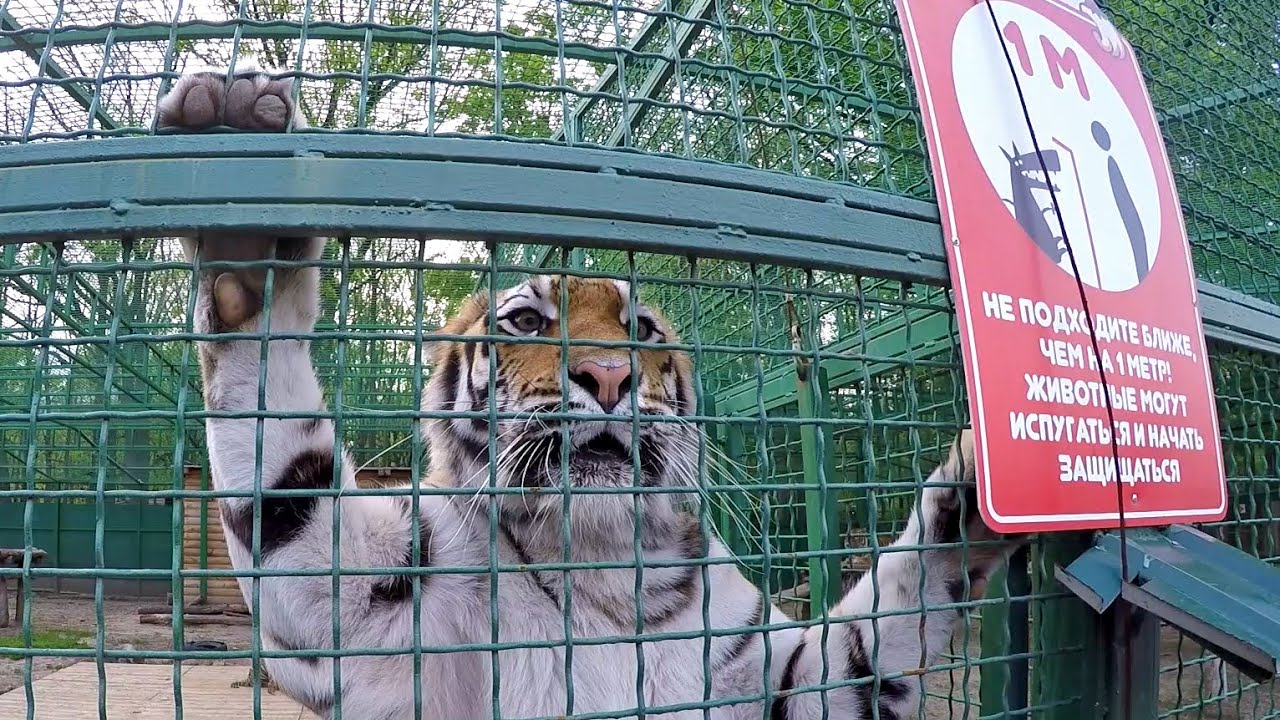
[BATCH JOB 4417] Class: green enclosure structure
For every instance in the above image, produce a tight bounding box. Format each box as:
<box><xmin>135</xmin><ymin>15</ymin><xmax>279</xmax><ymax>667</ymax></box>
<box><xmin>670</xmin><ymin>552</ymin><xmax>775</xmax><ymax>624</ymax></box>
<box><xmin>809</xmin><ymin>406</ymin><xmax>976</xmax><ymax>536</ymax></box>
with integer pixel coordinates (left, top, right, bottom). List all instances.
<box><xmin>0</xmin><ymin>0</ymin><xmax>1277</xmax><ymax>718</ymax></box>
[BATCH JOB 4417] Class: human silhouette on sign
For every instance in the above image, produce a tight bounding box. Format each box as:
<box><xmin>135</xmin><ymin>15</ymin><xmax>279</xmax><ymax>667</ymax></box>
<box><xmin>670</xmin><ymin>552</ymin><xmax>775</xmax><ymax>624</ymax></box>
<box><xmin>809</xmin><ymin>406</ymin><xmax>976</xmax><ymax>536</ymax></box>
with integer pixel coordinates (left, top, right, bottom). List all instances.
<box><xmin>1000</xmin><ymin>143</ymin><xmax>1066</xmax><ymax>264</ymax></box>
<box><xmin>1092</xmin><ymin>120</ymin><xmax>1150</xmax><ymax>282</ymax></box>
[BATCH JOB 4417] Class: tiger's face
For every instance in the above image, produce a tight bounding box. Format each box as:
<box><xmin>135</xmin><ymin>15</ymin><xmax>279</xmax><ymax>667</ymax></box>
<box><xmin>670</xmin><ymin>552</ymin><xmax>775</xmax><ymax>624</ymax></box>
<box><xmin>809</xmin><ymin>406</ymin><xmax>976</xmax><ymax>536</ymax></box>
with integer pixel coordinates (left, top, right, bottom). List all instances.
<box><xmin>423</xmin><ymin>276</ymin><xmax>699</xmax><ymax>519</ymax></box>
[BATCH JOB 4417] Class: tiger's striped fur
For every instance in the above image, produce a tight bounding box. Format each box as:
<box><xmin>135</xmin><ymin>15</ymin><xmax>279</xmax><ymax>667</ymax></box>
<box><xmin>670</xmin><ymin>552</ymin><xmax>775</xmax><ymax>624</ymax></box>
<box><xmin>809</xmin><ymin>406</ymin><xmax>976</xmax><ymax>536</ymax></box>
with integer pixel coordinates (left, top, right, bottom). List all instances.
<box><xmin>165</xmin><ymin>65</ymin><xmax>1026</xmax><ymax>720</ymax></box>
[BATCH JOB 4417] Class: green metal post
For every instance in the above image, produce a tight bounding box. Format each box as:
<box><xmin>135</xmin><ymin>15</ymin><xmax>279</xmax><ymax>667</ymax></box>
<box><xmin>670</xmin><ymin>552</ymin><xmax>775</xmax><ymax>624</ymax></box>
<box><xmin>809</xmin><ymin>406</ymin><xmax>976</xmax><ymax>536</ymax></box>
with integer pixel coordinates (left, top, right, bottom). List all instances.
<box><xmin>1032</xmin><ymin>533</ymin><xmax>1106</xmax><ymax>720</ymax></box>
<box><xmin>980</xmin><ymin>565</ymin><xmax>1011</xmax><ymax>716</ymax></box>
<box><xmin>1007</xmin><ymin>547</ymin><xmax>1031</xmax><ymax>710</ymax></box>
<box><xmin>199</xmin><ymin>463</ymin><xmax>209</xmax><ymax>604</ymax></box>
<box><xmin>721</xmin><ymin>422</ymin><xmax>748</xmax><ymax>555</ymax></box>
<box><xmin>0</xmin><ymin>244</ymin><xmax>14</xmax><ymax>287</ymax></box>
<box><xmin>796</xmin><ymin>364</ymin><xmax>842</xmax><ymax>616</ymax></box>
<box><xmin>1107</xmin><ymin>605</ymin><xmax>1160</xmax><ymax>720</ymax></box>
<box><xmin>980</xmin><ymin>545</ymin><xmax>1030</xmax><ymax>716</ymax></box>
<box><xmin>702</xmin><ymin>389</ymin><xmax>734</xmax><ymax>550</ymax></box>
<box><xmin>52</xmin><ymin>486</ymin><xmax>62</xmax><ymax>595</ymax></box>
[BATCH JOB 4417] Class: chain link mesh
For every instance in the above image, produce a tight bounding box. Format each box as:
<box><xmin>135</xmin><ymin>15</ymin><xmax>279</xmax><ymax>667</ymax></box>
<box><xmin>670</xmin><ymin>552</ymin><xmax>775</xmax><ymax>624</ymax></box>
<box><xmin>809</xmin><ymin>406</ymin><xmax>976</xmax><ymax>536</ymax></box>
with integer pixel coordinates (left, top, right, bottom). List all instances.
<box><xmin>0</xmin><ymin>0</ymin><xmax>1278</xmax><ymax>717</ymax></box>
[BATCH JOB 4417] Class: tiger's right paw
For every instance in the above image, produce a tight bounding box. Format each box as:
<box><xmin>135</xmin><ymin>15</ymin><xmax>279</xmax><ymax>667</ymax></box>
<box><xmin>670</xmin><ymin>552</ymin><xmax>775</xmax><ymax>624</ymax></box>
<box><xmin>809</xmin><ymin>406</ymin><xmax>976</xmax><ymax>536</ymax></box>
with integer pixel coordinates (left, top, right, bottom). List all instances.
<box><xmin>157</xmin><ymin>64</ymin><xmax>305</xmax><ymax>132</ymax></box>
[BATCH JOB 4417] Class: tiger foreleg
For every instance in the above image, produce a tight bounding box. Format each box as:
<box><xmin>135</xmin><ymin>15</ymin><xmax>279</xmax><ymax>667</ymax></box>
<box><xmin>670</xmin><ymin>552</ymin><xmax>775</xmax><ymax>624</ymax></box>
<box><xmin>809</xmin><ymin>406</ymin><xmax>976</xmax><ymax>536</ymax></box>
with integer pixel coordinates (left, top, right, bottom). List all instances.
<box><xmin>771</xmin><ymin>431</ymin><xmax>1028</xmax><ymax>719</ymax></box>
<box><xmin>160</xmin><ymin>66</ymin><xmax>467</xmax><ymax>719</ymax></box>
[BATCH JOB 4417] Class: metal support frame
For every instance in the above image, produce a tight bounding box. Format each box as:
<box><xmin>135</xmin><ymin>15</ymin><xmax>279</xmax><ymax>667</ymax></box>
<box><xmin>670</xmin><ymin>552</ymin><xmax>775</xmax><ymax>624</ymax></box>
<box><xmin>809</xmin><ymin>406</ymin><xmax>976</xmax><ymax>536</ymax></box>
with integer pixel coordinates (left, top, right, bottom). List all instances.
<box><xmin>716</xmin><ymin>309</ymin><xmax>956</xmax><ymax>417</ymax></box>
<box><xmin>538</xmin><ymin>0</ymin><xmax>910</xmax><ymax>268</ymax></box>
<box><xmin>0</xmin><ymin>11</ymin><xmax>120</xmax><ymax>131</ymax></box>
<box><xmin>600</xmin><ymin>0</ymin><xmax>717</xmax><ymax>148</ymax></box>
<box><xmin>0</xmin><ymin>269</ymin><xmax>183</xmax><ymax>409</ymax></box>
<box><xmin>552</xmin><ymin>0</ymin><xmax>712</xmax><ymax>144</ymax></box>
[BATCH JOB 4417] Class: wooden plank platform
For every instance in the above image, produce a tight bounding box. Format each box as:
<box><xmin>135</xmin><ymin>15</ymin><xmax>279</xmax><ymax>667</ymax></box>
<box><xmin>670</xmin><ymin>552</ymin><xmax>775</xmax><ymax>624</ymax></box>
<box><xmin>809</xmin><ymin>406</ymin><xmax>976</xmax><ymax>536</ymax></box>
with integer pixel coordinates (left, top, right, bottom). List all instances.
<box><xmin>0</xmin><ymin>662</ymin><xmax>318</xmax><ymax>719</ymax></box>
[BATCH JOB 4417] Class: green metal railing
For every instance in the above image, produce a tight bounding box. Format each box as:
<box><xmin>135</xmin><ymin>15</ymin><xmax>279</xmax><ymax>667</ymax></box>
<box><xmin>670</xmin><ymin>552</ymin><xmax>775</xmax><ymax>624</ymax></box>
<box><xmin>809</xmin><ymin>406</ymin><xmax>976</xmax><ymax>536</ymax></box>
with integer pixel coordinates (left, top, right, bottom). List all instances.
<box><xmin>0</xmin><ymin>0</ymin><xmax>1277</xmax><ymax>717</ymax></box>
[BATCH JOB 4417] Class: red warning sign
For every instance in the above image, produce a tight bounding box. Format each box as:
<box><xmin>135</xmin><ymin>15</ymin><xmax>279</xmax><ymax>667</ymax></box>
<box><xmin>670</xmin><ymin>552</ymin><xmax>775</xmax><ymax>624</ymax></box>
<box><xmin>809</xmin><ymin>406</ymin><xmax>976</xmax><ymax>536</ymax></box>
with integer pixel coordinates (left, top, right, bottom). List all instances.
<box><xmin>894</xmin><ymin>0</ymin><xmax>1226</xmax><ymax>532</ymax></box>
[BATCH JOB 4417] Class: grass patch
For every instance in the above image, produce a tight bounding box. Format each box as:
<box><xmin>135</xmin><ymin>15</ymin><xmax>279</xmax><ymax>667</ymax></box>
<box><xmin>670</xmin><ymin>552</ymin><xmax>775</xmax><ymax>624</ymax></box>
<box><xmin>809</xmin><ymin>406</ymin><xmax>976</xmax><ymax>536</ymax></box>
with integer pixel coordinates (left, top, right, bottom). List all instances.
<box><xmin>0</xmin><ymin>628</ymin><xmax>93</xmax><ymax>659</ymax></box>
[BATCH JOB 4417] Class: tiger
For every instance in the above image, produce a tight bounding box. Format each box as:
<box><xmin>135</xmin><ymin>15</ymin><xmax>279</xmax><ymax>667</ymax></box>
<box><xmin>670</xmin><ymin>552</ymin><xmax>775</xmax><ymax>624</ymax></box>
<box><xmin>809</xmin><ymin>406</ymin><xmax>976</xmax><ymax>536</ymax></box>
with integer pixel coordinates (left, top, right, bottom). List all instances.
<box><xmin>162</xmin><ymin>64</ymin><xmax>1026</xmax><ymax>719</ymax></box>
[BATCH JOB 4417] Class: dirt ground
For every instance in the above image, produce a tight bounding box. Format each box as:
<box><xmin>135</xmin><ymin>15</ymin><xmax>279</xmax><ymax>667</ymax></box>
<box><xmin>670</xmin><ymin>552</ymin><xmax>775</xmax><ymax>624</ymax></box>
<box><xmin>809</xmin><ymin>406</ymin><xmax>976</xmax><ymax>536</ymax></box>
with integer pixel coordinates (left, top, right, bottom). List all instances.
<box><xmin>1</xmin><ymin>593</ymin><xmax>1276</xmax><ymax>718</ymax></box>
<box><xmin>0</xmin><ymin>592</ymin><xmax>254</xmax><ymax>695</ymax></box>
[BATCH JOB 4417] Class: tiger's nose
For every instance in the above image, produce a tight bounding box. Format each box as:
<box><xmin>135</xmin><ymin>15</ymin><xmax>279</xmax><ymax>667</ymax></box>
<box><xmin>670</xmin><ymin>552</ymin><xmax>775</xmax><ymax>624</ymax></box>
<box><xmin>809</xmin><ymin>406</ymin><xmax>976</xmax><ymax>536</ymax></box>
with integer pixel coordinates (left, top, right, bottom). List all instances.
<box><xmin>571</xmin><ymin>360</ymin><xmax>633</xmax><ymax>412</ymax></box>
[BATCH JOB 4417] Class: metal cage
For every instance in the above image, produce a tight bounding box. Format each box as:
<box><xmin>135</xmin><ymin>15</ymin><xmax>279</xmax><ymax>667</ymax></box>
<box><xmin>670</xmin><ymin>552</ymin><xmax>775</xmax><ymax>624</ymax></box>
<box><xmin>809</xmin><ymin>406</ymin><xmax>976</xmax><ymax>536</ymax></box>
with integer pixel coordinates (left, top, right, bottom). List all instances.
<box><xmin>0</xmin><ymin>0</ymin><xmax>1277</xmax><ymax>718</ymax></box>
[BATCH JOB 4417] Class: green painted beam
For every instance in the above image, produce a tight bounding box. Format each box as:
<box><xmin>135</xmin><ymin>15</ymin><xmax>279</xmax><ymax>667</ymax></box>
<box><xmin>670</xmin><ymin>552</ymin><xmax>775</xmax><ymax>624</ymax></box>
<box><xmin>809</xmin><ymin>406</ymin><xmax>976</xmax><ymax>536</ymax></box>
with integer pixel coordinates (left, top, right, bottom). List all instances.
<box><xmin>0</xmin><ymin>134</ymin><xmax>941</xmax><ymax>223</ymax></box>
<box><xmin>0</xmin><ymin>135</ymin><xmax>948</xmax><ymax>285</ymax></box>
<box><xmin>1197</xmin><ymin>282</ymin><xmax>1280</xmax><ymax>356</ymax></box>
<box><xmin>1158</xmin><ymin>78</ymin><xmax>1280</xmax><ymax>124</ymax></box>
<box><xmin>0</xmin><ymin>20</ymin><xmax>616</xmax><ymax>67</ymax></box>
<box><xmin>714</xmin><ymin>309</ymin><xmax>954</xmax><ymax>417</ymax></box>
<box><xmin>0</xmin><ymin>11</ymin><xmax>120</xmax><ymax>131</ymax></box>
<box><xmin>0</xmin><ymin>135</ymin><xmax>1274</xmax><ymax>368</ymax></box>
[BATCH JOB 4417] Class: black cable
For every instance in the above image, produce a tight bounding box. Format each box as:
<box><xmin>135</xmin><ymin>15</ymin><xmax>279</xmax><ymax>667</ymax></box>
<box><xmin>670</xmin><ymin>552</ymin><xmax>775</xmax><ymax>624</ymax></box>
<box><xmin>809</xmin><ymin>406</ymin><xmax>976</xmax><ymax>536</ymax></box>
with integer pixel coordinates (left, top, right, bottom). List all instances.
<box><xmin>977</xmin><ymin>2</ymin><xmax>1133</xmax><ymax>717</ymax></box>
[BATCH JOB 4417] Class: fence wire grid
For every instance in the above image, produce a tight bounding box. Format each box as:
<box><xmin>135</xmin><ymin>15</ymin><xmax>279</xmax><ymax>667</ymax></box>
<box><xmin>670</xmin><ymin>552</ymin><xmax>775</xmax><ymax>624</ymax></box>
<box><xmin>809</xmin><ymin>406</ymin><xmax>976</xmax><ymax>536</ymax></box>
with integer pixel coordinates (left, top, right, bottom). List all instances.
<box><xmin>0</xmin><ymin>0</ymin><xmax>1277</xmax><ymax>718</ymax></box>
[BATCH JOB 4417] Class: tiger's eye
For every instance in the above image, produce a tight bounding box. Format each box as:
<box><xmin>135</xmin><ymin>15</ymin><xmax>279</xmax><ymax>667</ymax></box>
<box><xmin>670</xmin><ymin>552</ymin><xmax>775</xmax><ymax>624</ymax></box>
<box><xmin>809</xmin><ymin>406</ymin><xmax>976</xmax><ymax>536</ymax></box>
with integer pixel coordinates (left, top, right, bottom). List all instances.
<box><xmin>511</xmin><ymin>308</ymin><xmax>545</xmax><ymax>334</ymax></box>
<box><xmin>635</xmin><ymin>317</ymin><xmax>656</xmax><ymax>342</ymax></box>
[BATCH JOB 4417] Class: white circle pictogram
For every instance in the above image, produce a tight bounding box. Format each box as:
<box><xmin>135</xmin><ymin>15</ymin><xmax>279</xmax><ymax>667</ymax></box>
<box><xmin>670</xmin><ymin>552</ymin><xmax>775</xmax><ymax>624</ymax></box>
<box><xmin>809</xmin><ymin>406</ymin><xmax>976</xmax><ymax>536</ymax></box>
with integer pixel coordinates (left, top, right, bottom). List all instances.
<box><xmin>952</xmin><ymin>1</ymin><xmax>1160</xmax><ymax>292</ymax></box>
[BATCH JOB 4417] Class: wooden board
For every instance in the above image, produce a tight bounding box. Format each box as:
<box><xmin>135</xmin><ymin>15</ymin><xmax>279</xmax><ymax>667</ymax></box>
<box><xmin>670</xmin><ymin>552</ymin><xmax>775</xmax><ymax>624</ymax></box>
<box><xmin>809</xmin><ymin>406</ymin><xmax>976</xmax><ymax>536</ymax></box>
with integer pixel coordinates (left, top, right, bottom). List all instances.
<box><xmin>0</xmin><ymin>662</ymin><xmax>318</xmax><ymax>719</ymax></box>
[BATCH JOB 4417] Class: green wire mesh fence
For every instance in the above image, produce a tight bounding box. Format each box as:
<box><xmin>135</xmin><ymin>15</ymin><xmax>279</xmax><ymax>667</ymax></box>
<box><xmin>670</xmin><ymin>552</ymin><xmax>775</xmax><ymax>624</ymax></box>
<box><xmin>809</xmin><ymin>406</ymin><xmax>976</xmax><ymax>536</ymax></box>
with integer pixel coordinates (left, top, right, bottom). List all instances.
<box><xmin>2</xmin><ymin>0</ymin><xmax>1276</xmax><ymax>295</ymax></box>
<box><xmin>0</xmin><ymin>0</ymin><xmax>1276</xmax><ymax>717</ymax></box>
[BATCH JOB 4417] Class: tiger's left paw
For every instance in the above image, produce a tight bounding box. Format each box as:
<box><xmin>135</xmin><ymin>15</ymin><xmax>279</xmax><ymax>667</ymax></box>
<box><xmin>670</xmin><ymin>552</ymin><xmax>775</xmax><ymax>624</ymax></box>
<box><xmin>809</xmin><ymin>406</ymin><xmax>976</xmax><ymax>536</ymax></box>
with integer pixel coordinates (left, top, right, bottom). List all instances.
<box><xmin>922</xmin><ymin>430</ymin><xmax>1030</xmax><ymax>597</ymax></box>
